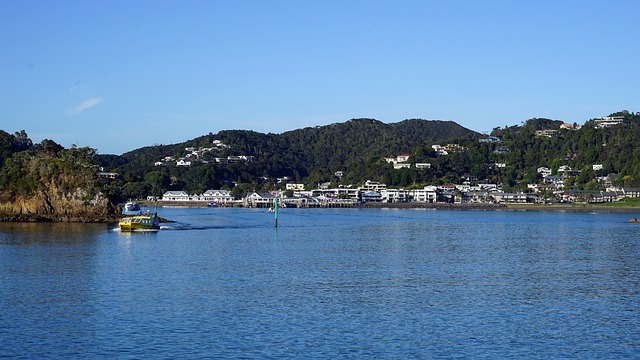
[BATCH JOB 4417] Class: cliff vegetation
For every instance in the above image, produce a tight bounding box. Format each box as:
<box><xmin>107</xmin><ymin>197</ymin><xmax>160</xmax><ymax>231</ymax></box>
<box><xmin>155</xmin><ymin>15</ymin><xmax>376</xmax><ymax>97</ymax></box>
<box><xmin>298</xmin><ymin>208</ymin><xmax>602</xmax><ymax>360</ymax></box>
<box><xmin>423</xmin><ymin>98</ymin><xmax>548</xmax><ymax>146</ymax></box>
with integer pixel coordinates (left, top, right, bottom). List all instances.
<box><xmin>0</xmin><ymin>132</ymin><xmax>119</xmax><ymax>222</ymax></box>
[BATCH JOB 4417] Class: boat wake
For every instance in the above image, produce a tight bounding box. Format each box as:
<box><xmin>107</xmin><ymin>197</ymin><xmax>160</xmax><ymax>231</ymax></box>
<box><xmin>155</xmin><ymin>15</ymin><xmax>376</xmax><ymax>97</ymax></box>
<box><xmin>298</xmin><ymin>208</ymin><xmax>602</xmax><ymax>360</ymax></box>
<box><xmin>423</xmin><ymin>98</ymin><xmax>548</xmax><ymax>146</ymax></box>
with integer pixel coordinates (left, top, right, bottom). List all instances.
<box><xmin>117</xmin><ymin>228</ymin><xmax>159</xmax><ymax>233</ymax></box>
<box><xmin>160</xmin><ymin>223</ymin><xmax>270</xmax><ymax>230</ymax></box>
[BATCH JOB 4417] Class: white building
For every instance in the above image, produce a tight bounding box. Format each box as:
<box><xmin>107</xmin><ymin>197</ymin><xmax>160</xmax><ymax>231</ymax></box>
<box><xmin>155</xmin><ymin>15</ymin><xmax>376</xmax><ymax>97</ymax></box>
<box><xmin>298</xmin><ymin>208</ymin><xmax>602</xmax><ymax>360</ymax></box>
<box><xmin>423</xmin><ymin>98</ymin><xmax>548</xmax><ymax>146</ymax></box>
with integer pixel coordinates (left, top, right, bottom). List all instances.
<box><xmin>393</xmin><ymin>163</ymin><xmax>411</xmax><ymax>169</ymax></box>
<box><xmin>594</xmin><ymin>116</ymin><xmax>627</xmax><ymax>129</ymax></box>
<box><xmin>286</xmin><ymin>183</ymin><xmax>305</xmax><ymax>191</ymax></box>
<box><xmin>201</xmin><ymin>189</ymin><xmax>235</xmax><ymax>204</ymax></box>
<box><xmin>537</xmin><ymin>167</ymin><xmax>552</xmax><ymax>176</ymax></box>
<box><xmin>432</xmin><ymin>145</ymin><xmax>448</xmax><ymax>156</ymax></box>
<box><xmin>244</xmin><ymin>192</ymin><xmax>275</xmax><ymax>208</ymax></box>
<box><xmin>381</xmin><ymin>189</ymin><xmax>409</xmax><ymax>203</ymax></box>
<box><xmin>162</xmin><ymin>191</ymin><xmax>191</xmax><ymax>201</ymax></box>
<box><xmin>409</xmin><ymin>186</ymin><xmax>438</xmax><ymax>203</ymax></box>
<box><xmin>360</xmin><ymin>180</ymin><xmax>387</xmax><ymax>193</ymax></box>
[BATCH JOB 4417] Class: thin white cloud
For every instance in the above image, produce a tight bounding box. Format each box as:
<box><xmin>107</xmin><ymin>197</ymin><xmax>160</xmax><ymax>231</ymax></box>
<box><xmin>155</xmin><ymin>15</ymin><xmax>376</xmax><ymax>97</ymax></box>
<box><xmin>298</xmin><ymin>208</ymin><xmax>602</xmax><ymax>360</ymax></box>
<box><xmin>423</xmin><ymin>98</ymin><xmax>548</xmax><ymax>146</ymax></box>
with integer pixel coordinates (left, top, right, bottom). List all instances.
<box><xmin>68</xmin><ymin>97</ymin><xmax>102</xmax><ymax>115</ymax></box>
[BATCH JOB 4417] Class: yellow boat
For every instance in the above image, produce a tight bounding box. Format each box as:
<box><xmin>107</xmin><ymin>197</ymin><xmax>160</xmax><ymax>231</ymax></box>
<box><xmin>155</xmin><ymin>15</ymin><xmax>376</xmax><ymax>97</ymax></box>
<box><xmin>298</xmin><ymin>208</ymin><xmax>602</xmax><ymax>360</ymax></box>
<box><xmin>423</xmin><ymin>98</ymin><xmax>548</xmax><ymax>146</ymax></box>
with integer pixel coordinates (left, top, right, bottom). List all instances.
<box><xmin>118</xmin><ymin>210</ymin><xmax>160</xmax><ymax>231</ymax></box>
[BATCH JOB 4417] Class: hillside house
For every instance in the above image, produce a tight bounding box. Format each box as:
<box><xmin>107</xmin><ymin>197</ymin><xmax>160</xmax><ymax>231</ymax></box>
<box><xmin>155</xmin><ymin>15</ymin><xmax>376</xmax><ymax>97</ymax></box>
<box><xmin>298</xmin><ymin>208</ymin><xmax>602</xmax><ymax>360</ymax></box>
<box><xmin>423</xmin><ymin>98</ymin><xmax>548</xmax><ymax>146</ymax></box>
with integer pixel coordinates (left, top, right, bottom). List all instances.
<box><xmin>537</xmin><ymin>167</ymin><xmax>552</xmax><ymax>176</ymax></box>
<box><xmin>393</xmin><ymin>163</ymin><xmax>411</xmax><ymax>169</ymax></box>
<box><xmin>479</xmin><ymin>136</ymin><xmax>501</xmax><ymax>143</ymax></box>
<box><xmin>228</xmin><ymin>155</ymin><xmax>255</xmax><ymax>163</ymax></box>
<box><xmin>98</xmin><ymin>172</ymin><xmax>120</xmax><ymax>181</ymax></box>
<box><xmin>432</xmin><ymin>145</ymin><xmax>448</xmax><ymax>156</ymax></box>
<box><xmin>443</xmin><ymin>144</ymin><xmax>465</xmax><ymax>153</ymax></box>
<box><xmin>594</xmin><ymin>116</ymin><xmax>627</xmax><ymax>129</ymax></box>
<box><xmin>286</xmin><ymin>183</ymin><xmax>305</xmax><ymax>191</ymax></box>
<box><xmin>535</xmin><ymin>129</ymin><xmax>559</xmax><ymax>137</ymax></box>
<box><xmin>560</xmin><ymin>123</ymin><xmax>581</xmax><ymax>130</ymax></box>
<box><xmin>396</xmin><ymin>154</ymin><xmax>410</xmax><ymax>162</ymax></box>
<box><xmin>478</xmin><ymin>183</ymin><xmax>499</xmax><ymax>191</ymax></box>
<box><xmin>385</xmin><ymin>154</ymin><xmax>411</xmax><ymax>164</ymax></box>
<box><xmin>212</xmin><ymin>140</ymin><xmax>229</xmax><ymax>149</ymax></box>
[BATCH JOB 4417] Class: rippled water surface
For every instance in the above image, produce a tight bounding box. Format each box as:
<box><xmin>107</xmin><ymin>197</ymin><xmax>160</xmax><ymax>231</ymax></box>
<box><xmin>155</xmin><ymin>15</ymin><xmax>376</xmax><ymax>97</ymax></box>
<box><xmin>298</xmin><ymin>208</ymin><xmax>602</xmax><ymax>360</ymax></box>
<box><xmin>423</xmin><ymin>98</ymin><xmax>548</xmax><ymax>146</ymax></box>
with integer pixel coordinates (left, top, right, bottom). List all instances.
<box><xmin>1</xmin><ymin>208</ymin><xmax>639</xmax><ymax>358</ymax></box>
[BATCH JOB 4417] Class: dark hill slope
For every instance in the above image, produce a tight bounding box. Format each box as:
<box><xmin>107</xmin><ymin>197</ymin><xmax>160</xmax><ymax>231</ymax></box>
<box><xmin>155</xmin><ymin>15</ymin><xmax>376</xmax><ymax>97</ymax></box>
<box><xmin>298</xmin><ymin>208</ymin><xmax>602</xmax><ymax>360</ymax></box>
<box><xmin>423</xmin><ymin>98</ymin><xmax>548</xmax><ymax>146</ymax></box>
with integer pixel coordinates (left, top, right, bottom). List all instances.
<box><xmin>281</xmin><ymin>118</ymin><xmax>479</xmax><ymax>169</ymax></box>
<box><xmin>214</xmin><ymin>118</ymin><xmax>479</xmax><ymax>170</ymax></box>
<box><xmin>97</xmin><ymin>118</ymin><xmax>479</xmax><ymax>183</ymax></box>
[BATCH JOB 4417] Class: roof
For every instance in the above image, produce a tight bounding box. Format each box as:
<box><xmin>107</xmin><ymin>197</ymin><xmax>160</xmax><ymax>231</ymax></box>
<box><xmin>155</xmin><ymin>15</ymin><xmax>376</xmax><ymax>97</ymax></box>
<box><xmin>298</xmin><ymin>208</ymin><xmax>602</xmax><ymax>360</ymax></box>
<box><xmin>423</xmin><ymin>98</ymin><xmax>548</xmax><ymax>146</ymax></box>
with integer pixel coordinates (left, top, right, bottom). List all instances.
<box><xmin>163</xmin><ymin>191</ymin><xmax>189</xmax><ymax>196</ymax></box>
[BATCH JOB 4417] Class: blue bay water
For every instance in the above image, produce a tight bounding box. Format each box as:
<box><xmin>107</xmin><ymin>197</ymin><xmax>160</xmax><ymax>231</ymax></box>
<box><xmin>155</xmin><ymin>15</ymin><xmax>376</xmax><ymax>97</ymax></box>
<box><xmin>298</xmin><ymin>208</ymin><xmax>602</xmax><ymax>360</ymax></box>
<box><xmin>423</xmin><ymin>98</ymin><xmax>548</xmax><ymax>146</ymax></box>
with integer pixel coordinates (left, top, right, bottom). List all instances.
<box><xmin>1</xmin><ymin>208</ymin><xmax>639</xmax><ymax>358</ymax></box>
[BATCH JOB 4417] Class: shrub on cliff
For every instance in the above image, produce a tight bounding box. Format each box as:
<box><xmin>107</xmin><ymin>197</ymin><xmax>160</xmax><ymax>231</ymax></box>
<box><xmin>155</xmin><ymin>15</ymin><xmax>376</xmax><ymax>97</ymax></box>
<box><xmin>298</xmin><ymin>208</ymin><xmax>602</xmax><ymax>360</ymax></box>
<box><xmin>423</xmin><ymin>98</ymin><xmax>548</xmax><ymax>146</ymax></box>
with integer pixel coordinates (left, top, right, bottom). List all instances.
<box><xmin>0</xmin><ymin>139</ymin><xmax>119</xmax><ymax>221</ymax></box>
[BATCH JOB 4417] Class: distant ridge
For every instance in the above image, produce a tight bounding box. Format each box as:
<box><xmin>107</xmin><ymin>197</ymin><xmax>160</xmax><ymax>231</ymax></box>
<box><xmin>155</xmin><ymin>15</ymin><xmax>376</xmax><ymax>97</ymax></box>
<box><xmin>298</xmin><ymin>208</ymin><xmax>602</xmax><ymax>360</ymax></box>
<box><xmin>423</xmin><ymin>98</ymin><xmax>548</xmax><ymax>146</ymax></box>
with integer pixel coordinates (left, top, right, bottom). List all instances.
<box><xmin>117</xmin><ymin>118</ymin><xmax>479</xmax><ymax>172</ymax></box>
<box><xmin>122</xmin><ymin>117</ymin><xmax>478</xmax><ymax>158</ymax></box>
<box><xmin>94</xmin><ymin>118</ymin><xmax>479</xmax><ymax>187</ymax></box>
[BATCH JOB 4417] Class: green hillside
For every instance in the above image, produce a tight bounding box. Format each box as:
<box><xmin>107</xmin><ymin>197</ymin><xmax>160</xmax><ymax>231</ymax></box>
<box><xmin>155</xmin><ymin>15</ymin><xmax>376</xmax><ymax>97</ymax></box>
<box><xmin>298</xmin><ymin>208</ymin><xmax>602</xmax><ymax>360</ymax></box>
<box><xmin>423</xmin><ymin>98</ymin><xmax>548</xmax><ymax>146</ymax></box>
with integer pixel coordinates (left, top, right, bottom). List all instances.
<box><xmin>2</xmin><ymin>112</ymin><xmax>640</xmax><ymax>206</ymax></box>
<box><xmin>93</xmin><ymin>118</ymin><xmax>479</xmax><ymax>198</ymax></box>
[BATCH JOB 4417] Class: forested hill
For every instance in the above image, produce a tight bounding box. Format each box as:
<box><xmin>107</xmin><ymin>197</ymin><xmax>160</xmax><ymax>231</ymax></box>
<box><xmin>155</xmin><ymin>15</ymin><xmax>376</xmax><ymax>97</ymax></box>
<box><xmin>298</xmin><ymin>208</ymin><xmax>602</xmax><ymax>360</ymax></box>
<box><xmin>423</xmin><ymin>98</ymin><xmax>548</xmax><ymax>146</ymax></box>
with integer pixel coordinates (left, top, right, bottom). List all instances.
<box><xmin>115</xmin><ymin>118</ymin><xmax>478</xmax><ymax>172</ymax></box>
<box><xmin>216</xmin><ymin>118</ymin><xmax>479</xmax><ymax>169</ymax></box>
<box><xmin>285</xmin><ymin>118</ymin><xmax>478</xmax><ymax>167</ymax></box>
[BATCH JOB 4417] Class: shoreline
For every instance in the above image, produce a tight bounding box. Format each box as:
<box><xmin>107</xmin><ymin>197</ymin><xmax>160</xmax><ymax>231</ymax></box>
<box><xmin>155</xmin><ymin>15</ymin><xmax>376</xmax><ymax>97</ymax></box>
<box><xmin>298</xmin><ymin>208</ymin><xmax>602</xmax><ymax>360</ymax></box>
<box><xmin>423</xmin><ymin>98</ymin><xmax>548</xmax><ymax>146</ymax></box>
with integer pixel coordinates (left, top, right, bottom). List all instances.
<box><xmin>141</xmin><ymin>200</ymin><xmax>640</xmax><ymax>212</ymax></box>
<box><xmin>2</xmin><ymin>202</ymin><xmax>639</xmax><ymax>224</ymax></box>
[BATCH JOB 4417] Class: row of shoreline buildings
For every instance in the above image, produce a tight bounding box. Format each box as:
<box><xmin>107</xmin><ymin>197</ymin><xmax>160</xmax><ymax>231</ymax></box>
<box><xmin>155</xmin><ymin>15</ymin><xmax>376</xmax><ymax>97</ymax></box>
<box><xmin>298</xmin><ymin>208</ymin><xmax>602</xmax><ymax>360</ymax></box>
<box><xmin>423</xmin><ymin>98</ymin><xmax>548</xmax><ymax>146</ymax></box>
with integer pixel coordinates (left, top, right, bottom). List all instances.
<box><xmin>156</xmin><ymin>180</ymin><xmax>640</xmax><ymax>208</ymax></box>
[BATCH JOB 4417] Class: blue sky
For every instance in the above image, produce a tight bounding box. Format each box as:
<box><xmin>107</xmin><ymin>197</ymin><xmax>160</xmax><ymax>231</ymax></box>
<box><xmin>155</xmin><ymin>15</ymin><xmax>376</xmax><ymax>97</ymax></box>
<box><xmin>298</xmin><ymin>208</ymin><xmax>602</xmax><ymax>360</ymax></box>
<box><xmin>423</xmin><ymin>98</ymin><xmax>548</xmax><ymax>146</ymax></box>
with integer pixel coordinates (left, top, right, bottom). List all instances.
<box><xmin>1</xmin><ymin>1</ymin><xmax>638</xmax><ymax>155</ymax></box>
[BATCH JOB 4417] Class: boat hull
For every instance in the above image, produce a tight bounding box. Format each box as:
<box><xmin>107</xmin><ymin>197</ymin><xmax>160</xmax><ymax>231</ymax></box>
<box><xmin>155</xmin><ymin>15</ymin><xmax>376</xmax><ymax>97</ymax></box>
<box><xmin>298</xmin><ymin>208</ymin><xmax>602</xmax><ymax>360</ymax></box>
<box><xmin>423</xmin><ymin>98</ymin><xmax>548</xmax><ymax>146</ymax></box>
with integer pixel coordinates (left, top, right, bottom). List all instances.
<box><xmin>118</xmin><ymin>211</ymin><xmax>160</xmax><ymax>231</ymax></box>
<box><xmin>118</xmin><ymin>223</ymin><xmax>160</xmax><ymax>231</ymax></box>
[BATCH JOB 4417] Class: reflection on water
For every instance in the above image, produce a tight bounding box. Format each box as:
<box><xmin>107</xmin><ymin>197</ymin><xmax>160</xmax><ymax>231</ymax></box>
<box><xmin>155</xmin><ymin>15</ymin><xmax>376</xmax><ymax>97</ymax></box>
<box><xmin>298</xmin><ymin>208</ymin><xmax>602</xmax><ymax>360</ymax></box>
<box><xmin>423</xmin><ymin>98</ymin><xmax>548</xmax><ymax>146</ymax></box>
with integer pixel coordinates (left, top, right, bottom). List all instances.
<box><xmin>0</xmin><ymin>208</ymin><xmax>639</xmax><ymax>358</ymax></box>
<box><xmin>0</xmin><ymin>222</ymin><xmax>107</xmax><ymax>245</ymax></box>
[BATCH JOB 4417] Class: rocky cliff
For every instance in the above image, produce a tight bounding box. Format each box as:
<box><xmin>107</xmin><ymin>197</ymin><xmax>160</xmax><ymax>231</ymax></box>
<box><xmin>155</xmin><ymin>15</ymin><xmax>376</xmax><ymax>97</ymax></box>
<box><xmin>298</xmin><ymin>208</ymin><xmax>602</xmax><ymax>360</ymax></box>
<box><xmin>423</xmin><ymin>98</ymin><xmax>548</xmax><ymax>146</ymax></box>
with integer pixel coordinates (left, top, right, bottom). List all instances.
<box><xmin>0</xmin><ymin>145</ymin><xmax>121</xmax><ymax>222</ymax></box>
<box><xmin>0</xmin><ymin>188</ymin><xmax>120</xmax><ymax>222</ymax></box>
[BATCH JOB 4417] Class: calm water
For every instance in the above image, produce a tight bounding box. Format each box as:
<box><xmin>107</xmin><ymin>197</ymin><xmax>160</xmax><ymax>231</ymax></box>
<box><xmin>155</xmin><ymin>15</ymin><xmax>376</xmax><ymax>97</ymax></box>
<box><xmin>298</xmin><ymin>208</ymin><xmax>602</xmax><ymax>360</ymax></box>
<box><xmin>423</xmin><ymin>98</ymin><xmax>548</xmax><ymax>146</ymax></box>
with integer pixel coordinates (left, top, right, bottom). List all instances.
<box><xmin>1</xmin><ymin>208</ymin><xmax>639</xmax><ymax>358</ymax></box>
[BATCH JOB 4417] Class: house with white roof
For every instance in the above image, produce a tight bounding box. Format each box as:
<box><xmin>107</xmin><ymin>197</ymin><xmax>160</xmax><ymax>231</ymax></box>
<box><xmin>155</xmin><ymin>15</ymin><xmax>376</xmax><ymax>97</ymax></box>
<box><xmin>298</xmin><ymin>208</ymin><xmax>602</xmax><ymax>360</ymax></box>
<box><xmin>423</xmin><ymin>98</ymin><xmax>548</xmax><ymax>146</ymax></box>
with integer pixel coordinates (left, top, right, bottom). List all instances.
<box><xmin>385</xmin><ymin>154</ymin><xmax>411</xmax><ymax>164</ymax></box>
<box><xmin>393</xmin><ymin>163</ymin><xmax>411</xmax><ymax>169</ymax></box>
<box><xmin>432</xmin><ymin>145</ymin><xmax>448</xmax><ymax>156</ymax></box>
<box><xmin>244</xmin><ymin>191</ymin><xmax>275</xmax><ymax>208</ymax></box>
<box><xmin>162</xmin><ymin>191</ymin><xmax>191</xmax><ymax>201</ymax></box>
<box><xmin>202</xmin><ymin>189</ymin><xmax>235</xmax><ymax>204</ymax></box>
<box><xmin>594</xmin><ymin>116</ymin><xmax>627</xmax><ymax>129</ymax></box>
<box><xmin>537</xmin><ymin>167</ymin><xmax>552</xmax><ymax>176</ymax></box>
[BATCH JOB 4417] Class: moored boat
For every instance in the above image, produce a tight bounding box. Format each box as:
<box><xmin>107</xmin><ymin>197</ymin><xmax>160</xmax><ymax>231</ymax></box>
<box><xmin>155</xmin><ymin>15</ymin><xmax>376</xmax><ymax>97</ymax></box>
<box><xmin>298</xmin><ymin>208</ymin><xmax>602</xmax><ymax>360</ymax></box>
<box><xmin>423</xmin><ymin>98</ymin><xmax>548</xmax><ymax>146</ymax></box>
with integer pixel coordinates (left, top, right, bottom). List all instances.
<box><xmin>119</xmin><ymin>210</ymin><xmax>160</xmax><ymax>231</ymax></box>
<box><xmin>123</xmin><ymin>200</ymin><xmax>141</xmax><ymax>212</ymax></box>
